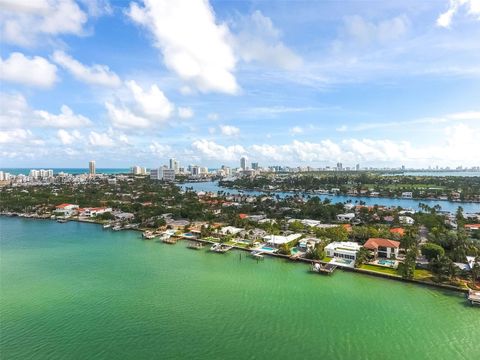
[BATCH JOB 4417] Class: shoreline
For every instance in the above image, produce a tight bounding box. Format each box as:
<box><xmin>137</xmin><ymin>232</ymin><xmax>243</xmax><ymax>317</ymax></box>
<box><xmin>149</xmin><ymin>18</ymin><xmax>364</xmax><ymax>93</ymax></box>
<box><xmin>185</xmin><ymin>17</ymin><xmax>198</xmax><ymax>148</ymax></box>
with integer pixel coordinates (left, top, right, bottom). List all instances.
<box><xmin>1</xmin><ymin>215</ymin><xmax>471</xmax><ymax>296</ymax></box>
<box><xmin>210</xmin><ymin>184</ymin><xmax>480</xmax><ymax>204</ymax></box>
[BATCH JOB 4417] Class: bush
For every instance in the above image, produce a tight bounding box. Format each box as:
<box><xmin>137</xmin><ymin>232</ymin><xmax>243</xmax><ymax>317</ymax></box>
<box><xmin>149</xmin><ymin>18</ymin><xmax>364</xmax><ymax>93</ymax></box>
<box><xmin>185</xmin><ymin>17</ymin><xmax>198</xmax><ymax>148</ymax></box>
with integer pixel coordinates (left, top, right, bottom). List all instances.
<box><xmin>421</xmin><ymin>242</ymin><xmax>445</xmax><ymax>261</ymax></box>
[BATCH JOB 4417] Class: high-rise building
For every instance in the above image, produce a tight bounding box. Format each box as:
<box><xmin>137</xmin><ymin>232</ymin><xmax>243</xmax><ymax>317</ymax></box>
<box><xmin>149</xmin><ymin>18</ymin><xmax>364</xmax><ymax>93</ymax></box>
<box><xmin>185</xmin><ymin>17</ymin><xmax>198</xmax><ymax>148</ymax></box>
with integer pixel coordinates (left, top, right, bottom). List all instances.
<box><xmin>169</xmin><ymin>158</ymin><xmax>180</xmax><ymax>174</ymax></box>
<box><xmin>251</xmin><ymin>162</ymin><xmax>259</xmax><ymax>170</ymax></box>
<box><xmin>89</xmin><ymin>160</ymin><xmax>96</xmax><ymax>176</ymax></box>
<box><xmin>355</xmin><ymin>164</ymin><xmax>360</xmax><ymax>171</ymax></box>
<box><xmin>336</xmin><ymin>162</ymin><xmax>343</xmax><ymax>171</ymax></box>
<box><xmin>29</xmin><ymin>169</ymin><xmax>39</xmax><ymax>179</ymax></box>
<box><xmin>240</xmin><ymin>157</ymin><xmax>247</xmax><ymax>170</ymax></box>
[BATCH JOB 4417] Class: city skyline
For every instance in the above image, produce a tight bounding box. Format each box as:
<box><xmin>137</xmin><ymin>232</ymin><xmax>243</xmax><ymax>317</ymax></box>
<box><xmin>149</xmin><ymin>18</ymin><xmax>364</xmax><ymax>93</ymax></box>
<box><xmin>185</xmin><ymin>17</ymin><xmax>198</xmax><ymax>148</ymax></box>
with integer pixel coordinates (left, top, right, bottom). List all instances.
<box><xmin>1</xmin><ymin>0</ymin><xmax>480</xmax><ymax>168</ymax></box>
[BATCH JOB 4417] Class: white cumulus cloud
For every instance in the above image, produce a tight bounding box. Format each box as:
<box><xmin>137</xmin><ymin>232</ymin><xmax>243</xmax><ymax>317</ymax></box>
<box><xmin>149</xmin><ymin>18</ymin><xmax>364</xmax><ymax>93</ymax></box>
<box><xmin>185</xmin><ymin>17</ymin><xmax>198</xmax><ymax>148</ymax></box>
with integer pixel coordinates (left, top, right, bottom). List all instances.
<box><xmin>0</xmin><ymin>52</ymin><xmax>58</xmax><ymax>88</ymax></box>
<box><xmin>178</xmin><ymin>107</ymin><xmax>194</xmax><ymax>119</ymax></box>
<box><xmin>57</xmin><ymin>129</ymin><xmax>82</xmax><ymax>145</ymax></box>
<box><xmin>127</xmin><ymin>0</ymin><xmax>238</xmax><ymax>94</ymax></box>
<box><xmin>52</xmin><ymin>51</ymin><xmax>121</xmax><ymax>87</ymax></box>
<box><xmin>437</xmin><ymin>0</ymin><xmax>480</xmax><ymax>28</ymax></box>
<box><xmin>234</xmin><ymin>10</ymin><xmax>302</xmax><ymax>70</ymax></box>
<box><xmin>219</xmin><ymin>125</ymin><xmax>240</xmax><ymax>136</ymax></box>
<box><xmin>0</xmin><ymin>0</ymin><xmax>88</xmax><ymax>46</ymax></box>
<box><xmin>88</xmin><ymin>131</ymin><xmax>115</xmax><ymax>147</ymax></box>
<box><xmin>192</xmin><ymin>139</ymin><xmax>245</xmax><ymax>161</ymax></box>
<box><xmin>35</xmin><ymin>105</ymin><xmax>92</xmax><ymax>128</ymax></box>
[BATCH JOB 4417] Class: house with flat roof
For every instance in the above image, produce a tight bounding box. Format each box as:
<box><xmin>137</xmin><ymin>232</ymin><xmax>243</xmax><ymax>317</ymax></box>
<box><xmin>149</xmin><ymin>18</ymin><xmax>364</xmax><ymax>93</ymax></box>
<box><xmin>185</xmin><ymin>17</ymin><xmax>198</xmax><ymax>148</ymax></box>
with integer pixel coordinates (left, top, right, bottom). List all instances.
<box><xmin>263</xmin><ymin>233</ymin><xmax>302</xmax><ymax>247</ymax></box>
<box><xmin>364</xmin><ymin>238</ymin><xmax>400</xmax><ymax>259</ymax></box>
<box><xmin>325</xmin><ymin>242</ymin><xmax>362</xmax><ymax>268</ymax></box>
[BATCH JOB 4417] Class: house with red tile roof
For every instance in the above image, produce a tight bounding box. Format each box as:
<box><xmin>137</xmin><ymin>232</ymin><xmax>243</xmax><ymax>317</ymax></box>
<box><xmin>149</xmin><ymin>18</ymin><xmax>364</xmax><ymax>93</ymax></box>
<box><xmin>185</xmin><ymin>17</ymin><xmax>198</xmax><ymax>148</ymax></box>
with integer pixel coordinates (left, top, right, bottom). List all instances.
<box><xmin>55</xmin><ymin>203</ymin><xmax>79</xmax><ymax>217</ymax></box>
<box><xmin>390</xmin><ymin>227</ymin><xmax>405</xmax><ymax>237</ymax></box>
<box><xmin>465</xmin><ymin>224</ymin><xmax>480</xmax><ymax>232</ymax></box>
<box><xmin>364</xmin><ymin>238</ymin><xmax>401</xmax><ymax>259</ymax></box>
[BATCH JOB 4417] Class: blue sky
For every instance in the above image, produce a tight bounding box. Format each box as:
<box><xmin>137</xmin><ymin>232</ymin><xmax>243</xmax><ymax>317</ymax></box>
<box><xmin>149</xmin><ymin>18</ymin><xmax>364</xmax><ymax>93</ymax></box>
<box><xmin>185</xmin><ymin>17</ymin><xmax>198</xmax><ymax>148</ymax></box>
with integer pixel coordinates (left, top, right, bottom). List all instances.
<box><xmin>1</xmin><ymin>0</ymin><xmax>479</xmax><ymax>169</ymax></box>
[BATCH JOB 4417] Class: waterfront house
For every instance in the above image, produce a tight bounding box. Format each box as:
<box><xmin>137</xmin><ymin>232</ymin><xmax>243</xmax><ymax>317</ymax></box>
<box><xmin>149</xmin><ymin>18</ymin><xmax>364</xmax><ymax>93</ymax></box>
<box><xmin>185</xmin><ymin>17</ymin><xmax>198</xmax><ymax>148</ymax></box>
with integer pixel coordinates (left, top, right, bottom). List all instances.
<box><xmin>220</xmin><ymin>226</ymin><xmax>243</xmax><ymax>236</ymax></box>
<box><xmin>80</xmin><ymin>207</ymin><xmax>112</xmax><ymax>217</ymax></box>
<box><xmin>324</xmin><ymin>242</ymin><xmax>362</xmax><ymax>267</ymax></box>
<box><xmin>401</xmin><ymin>192</ymin><xmax>413</xmax><ymax>199</ymax></box>
<box><xmin>263</xmin><ymin>233</ymin><xmax>302</xmax><ymax>247</ymax></box>
<box><xmin>166</xmin><ymin>219</ymin><xmax>190</xmax><ymax>230</ymax></box>
<box><xmin>298</xmin><ymin>237</ymin><xmax>322</xmax><ymax>250</ymax></box>
<box><xmin>55</xmin><ymin>203</ymin><xmax>79</xmax><ymax>217</ymax></box>
<box><xmin>114</xmin><ymin>212</ymin><xmax>135</xmax><ymax>221</ymax></box>
<box><xmin>364</xmin><ymin>238</ymin><xmax>400</xmax><ymax>259</ymax></box>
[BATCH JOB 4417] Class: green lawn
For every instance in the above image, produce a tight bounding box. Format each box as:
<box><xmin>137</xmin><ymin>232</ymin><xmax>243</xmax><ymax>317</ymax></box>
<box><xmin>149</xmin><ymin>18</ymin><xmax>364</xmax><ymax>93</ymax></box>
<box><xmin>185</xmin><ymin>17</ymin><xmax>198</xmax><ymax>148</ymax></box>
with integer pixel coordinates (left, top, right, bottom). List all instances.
<box><xmin>360</xmin><ymin>264</ymin><xmax>400</xmax><ymax>276</ymax></box>
<box><xmin>321</xmin><ymin>256</ymin><xmax>333</xmax><ymax>263</ymax></box>
<box><xmin>413</xmin><ymin>269</ymin><xmax>432</xmax><ymax>280</ymax></box>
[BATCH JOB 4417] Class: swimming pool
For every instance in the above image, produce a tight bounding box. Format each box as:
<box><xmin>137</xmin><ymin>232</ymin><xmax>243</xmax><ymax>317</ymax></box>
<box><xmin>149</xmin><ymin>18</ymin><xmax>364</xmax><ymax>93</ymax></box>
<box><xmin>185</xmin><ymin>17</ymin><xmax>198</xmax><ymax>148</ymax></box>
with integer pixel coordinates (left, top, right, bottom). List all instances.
<box><xmin>378</xmin><ymin>259</ymin><xmax>396</xmax><ymax>266</ymax></box>
<box><xmin>261</xmin><ymin>246</ymin><xmax>275</xmax><ymax>252</ymax></box>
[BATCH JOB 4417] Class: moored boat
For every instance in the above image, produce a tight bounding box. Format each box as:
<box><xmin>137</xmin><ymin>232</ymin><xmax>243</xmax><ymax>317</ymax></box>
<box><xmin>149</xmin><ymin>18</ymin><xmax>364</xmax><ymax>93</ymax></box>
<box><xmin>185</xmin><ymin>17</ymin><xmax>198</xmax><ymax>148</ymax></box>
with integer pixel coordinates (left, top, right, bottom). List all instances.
<box><xmin>468</xmin><ymin>289</ymin><xmax>480</xmax><ymax>306</ymax></box>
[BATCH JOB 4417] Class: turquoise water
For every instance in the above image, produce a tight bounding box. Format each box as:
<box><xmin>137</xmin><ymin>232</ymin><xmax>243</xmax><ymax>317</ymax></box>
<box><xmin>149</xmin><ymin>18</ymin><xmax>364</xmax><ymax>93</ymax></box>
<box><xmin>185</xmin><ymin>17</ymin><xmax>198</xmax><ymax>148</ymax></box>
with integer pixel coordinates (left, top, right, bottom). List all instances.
<box><xmin>181</xmin><ymin>181</ymin><xmax>480</xmax><ymax>213</ymax></box>
<box><xmin>1</xmin><ymin>217</ymin><xmax>479</xmax><ymax>359</ymax></box>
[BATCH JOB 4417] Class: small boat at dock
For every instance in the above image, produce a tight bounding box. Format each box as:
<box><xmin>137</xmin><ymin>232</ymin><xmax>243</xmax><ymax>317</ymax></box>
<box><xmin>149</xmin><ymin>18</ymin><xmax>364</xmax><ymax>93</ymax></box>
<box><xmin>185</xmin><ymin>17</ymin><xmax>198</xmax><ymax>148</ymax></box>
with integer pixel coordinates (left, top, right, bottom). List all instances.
<box><xmin>142</xmin><ymin>231</ymin><xmax>156</xmax><ymax>239</ymax></box>
<box><xmin>187</xmin><ymin>241</ymin><xmax>204</xmax><ymax>250</ymax></box>
<box><xmin>468</xmin><ymin>289</ymin><xmax>480</xmax><ymax>306</ymax></box>
<box><xmin>103</xmin><ymin>223</ymin><xmax>112</xmax><ymax>229</ymax></box>
<box><xmin>112</xmin><ymin>225</ymin><xmax>122</xmax><ymax>231</ymax></box>
<box><xmin>250</xmin><ymin>250</ymin><xmax>264</xmax><ymax>259</ymax></box>
<box><xmin>210</xmin><ymin>243</ymin><xmax>233</xmax><ymax>253</ymax></box>
<box><xmin>311</xmin><ymin>262</ymin><xmax>337</xmax><ymax>275</ymax></box>
<box><xmin>57</xmin><ymin>219</ymin><xmax>68</xmax><ymax>223</ymax></box>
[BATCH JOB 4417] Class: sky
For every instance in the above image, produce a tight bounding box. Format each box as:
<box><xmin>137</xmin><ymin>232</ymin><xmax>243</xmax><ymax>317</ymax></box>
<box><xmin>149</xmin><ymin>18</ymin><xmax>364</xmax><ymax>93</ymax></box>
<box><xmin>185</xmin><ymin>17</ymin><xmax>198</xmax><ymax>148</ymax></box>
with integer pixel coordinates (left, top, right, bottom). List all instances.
<box><xmin>0</xmin><ymin>0</ymin><xmax>479</xmax><ymax>169</ymax></box>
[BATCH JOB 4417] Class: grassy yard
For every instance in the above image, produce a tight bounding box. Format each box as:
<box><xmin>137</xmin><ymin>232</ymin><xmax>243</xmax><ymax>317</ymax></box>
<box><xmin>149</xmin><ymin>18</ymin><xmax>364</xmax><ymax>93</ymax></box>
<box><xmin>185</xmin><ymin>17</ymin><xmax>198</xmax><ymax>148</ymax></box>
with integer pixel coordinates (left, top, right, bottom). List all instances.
<box><xmin>360</xmin><ymin>264</ymin><xmax>400</xmax><ymax>276</ymax></box>
<box><xmin>321</xmin><ymin>256</ymin><xmax>333</xmax><ymax>263</ymax></box>
<box><xmin>413</xmin><ymin>269</ymin><xmax>433</xmax><ymax>280</ymax></box>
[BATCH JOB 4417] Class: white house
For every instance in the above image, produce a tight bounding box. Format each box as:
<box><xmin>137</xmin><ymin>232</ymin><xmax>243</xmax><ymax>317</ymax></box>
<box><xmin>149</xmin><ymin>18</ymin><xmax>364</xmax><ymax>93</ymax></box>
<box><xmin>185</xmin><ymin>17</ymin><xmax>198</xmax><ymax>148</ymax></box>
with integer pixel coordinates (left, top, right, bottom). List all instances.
<box><xmin>220</xmin><ymin>226</ymin><xmax>243</xmax><ymax>235</ymax></box>
<box><xmin>55</xmin><ymin>203</ymin><xmax>79</xmax><ymax>217</ymax></box>
<box><xmin>263</xmin><ymin>233</ymin><xmax>302</xmax><ymax>247</ymax></box>
<box><xmin>336</xmin><ymin>213</ymin><xmax>355</xmax><ymax>222</ymax></box>
<box><xmin>325</xmin><ymin>242</ymin><xmax>362</xmax><ymax>261</ymax></box>
<box><xmin>399</xmin><ymin>215</ymin><xmax>415</xmax><ymax>225</ymax></box>
<box><xmin>401</xmin><ymin>192</ymin><xmax>413</xmax><ymax>199</ymax></box>
<box><xmin>80</xmin><ymin>207</ymin><xmax>112</xmax><ymax>217</ymax></box>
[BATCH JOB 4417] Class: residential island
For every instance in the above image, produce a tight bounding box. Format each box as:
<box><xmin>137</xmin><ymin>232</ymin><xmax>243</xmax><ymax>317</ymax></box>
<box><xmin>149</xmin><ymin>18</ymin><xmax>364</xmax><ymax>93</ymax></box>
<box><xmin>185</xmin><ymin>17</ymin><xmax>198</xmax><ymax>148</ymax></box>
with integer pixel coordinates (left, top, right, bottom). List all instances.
<box><xmin>1</xmin><ymin>162</ymin><xmax>479</xmax><ymax>305</ymax></box>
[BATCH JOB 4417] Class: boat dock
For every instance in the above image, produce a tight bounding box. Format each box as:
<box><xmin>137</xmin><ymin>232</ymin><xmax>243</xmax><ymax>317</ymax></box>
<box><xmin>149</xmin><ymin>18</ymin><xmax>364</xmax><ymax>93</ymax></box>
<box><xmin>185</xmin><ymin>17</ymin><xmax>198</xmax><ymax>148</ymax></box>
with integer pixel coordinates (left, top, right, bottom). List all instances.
<box><xmin>162</xmin><ymin>237</ymin><xmax>178</xmax><ymax>244</ymax></box>
<box><xmin>311</xmin><ymin>262</ymin><xmax>337</xmax><ymax>275</ymax></box>
<box><xmin>210</xmin><ymin>243</ymin><xmax>233</xmax><ymax>253</ymax></box>
<box><xmin>250</xmin><ymin>250</ymin><xmax>265</xmax><ymax>259</ymax></box>
<box><xmin>468</xmin><ymin>289</ymin><xmax>480</xmax><ymax>305</ymax></box>
<box><xmin>187</xmin><ymin>241</ymin><xmax>205</xmax><ymax>250</ymax></box>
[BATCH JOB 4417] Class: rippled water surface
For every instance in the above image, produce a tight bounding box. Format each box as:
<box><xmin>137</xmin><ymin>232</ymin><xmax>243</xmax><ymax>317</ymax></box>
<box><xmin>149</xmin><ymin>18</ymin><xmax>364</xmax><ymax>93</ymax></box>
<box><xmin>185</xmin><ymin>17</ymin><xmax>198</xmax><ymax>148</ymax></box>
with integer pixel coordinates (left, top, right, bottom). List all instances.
<box><xmin>1</xmin><ymin>217</ymin><xmax>479</xmax><ymax>359</ymax></box>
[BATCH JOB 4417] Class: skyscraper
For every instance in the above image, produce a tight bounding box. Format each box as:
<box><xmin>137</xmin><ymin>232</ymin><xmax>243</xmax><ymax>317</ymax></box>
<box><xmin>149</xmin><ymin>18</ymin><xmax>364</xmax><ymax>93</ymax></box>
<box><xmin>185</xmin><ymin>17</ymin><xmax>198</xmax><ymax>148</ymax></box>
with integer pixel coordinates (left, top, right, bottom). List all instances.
<box><xmin>89</xmin><ymin>160</ymin><xmax>96</xmax><ymax>176</ymax></box>
<box><xmin>169</xmin><ymin>158</ymin><xmax>179</xmax><ymax>174</ymax></box>
<box><xmin>240</xmin><ymin>157</ymin><xmax>247</xmax><ymax>170</ymax></box>
<box><xmin>251</xmin><ymin>162</ymin><xmax>259</xmax><ymax>170</ymax></box>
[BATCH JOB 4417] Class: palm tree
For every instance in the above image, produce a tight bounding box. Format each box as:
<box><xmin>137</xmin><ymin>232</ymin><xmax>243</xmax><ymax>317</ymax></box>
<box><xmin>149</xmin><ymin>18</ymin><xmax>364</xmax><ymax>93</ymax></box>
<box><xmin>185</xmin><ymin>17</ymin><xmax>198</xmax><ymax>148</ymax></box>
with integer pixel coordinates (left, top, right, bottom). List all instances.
<box><xmin>355</xmin><ymin>247</ymin><xmax>370</xmax><ymax>268</ymax></box>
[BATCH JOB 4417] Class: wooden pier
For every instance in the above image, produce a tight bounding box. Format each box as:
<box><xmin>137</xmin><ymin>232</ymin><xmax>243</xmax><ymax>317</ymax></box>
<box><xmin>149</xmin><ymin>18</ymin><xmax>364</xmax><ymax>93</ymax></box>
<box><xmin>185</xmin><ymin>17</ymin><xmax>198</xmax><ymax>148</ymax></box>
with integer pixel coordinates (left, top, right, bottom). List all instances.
<box><xmin>311</xmin><ymin>262</ymin><xmax>337</xmax><ymax>275</ymax></box>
